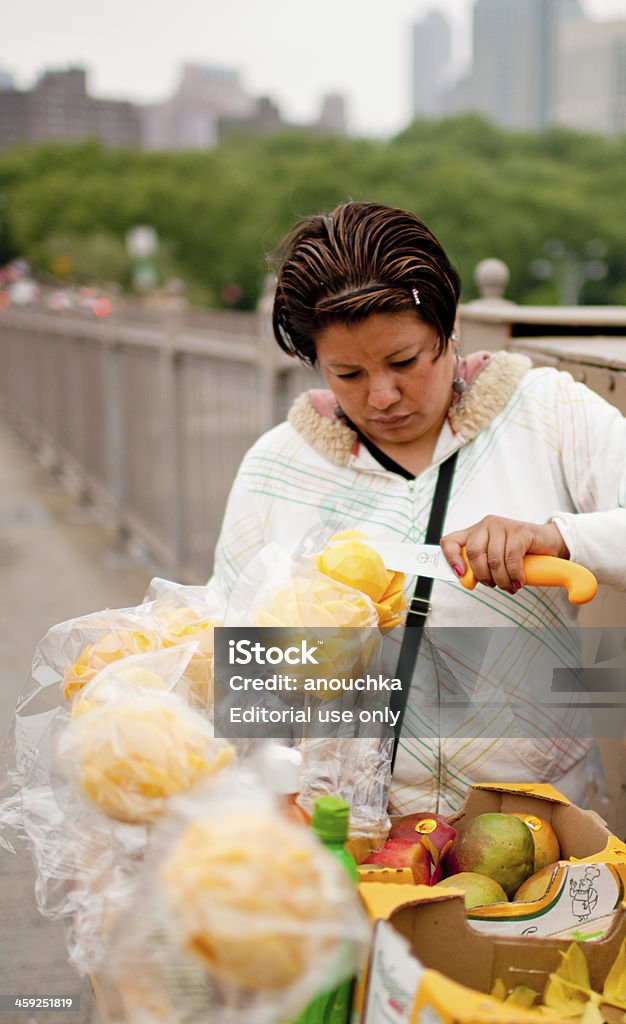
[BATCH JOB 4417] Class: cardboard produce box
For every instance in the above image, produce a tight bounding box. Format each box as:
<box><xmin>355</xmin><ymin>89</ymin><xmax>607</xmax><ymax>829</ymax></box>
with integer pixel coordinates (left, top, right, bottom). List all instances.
<box><xmin>354</xmin><ymin>782</ymin><xmax>626</xmax><ymax>1020</ymax></box>
<box><xmin>358</xmin><ymin>783</ymin><xmax>626</xmax><ymax>927</ymax></box>
<box><xmin>449</xmin><ymin>782</ymin><xmax>626</xmax><ymax>937</ymax></box>
<box><xmin>362</xmin><ymin>891</ymin><xmax>626</xmax><ymax>1023</ymax></box>
<box><xmin>451</xmin><ymin>782</ymin><xmax>626</xmax><ymax>865</ymax></box>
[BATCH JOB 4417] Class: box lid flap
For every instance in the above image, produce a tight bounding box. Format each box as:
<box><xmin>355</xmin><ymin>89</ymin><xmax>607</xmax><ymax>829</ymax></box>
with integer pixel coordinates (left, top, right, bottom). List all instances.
<box><xmin>472</xmin><ymin>782</ymin><xmax>570</xmax><ymax>805</ymax></box>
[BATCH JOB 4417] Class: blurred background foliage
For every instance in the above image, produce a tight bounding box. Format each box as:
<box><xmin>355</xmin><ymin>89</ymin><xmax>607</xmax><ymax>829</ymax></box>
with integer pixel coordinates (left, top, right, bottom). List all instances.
<box><xmin>0</xmin><ymin>115</ymin><xmax>625</xmax><ymax>309</ymax></box>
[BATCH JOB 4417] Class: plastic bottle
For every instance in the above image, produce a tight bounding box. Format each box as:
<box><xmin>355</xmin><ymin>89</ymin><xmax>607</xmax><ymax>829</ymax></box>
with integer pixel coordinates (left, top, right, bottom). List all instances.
<box><xmin>309</xmin><ymin>795</ymin><xmax>358</xmax><ymax>885</ymax></box>
<box><xmin>292</xmin><ymin>795</ymin><xmax>358</xmax><ymax>1024</ymax></box>
<box><xmin>253</xmin><ymin>743</ymin><xmax>310</xmax><ymax>825</ymax></box>
<box><xmin>276</xmin><ymin>746</ymin><xmax>311</xmax><ymax>826</ymax></box>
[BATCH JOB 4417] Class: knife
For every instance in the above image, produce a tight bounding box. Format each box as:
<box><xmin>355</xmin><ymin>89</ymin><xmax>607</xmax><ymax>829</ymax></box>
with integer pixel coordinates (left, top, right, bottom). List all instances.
<box><xmin>360</xmin><ymin>541</ymin><xmax>598</xmax><ymax>606</ymax></box>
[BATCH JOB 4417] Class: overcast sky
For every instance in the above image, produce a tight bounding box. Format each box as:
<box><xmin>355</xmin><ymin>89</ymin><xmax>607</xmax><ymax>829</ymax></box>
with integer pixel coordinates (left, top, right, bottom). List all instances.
<box><xmin>4</xmin><ymin>0</ymin><xmax>626</xmax><ymax>136</ymax></box>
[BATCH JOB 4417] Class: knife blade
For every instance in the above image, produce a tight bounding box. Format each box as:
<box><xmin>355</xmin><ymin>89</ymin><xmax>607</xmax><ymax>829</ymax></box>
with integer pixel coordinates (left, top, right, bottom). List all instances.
<box><xmin>356</xmin><ymin>540</ymin><xmax>598</xmax><ymax>605</ymax></box>
<box><xmin>355</xmin><ymin>541</ymin><xmax>458</xmax><ymax>582</ymax></box>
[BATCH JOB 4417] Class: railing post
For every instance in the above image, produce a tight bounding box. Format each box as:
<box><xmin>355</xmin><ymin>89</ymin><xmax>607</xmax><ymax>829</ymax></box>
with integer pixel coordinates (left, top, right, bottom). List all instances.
<box><xmin>159</xmin><ymin>312</ymin><xmax>186</xmax><ymax>580</ymax></box>
<box><xmin>103</xmin><ymin>337</ymin><xmax>128</xmax><ymax>551</ymax></box>
<box><xmin>459</xmin><ymin>258</ymin><xmax>519</xmax><ymax>354</ymax></box>
<box><xmin>256</xmin><ymin>274</ymin><xmax>279</xmax><ymax>432</ymax></box>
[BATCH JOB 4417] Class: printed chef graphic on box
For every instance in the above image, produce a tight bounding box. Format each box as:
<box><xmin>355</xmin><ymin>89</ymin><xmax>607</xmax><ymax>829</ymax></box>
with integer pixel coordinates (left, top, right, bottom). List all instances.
<box><xmin>569</xmin><ymin>865</ymin><xmax>600</xmax><ymax>923</ymax></box>
<box><xmin>468</xmin><ymin>861</ymin><xmax>623</xmax><ymax>939</ymax></box>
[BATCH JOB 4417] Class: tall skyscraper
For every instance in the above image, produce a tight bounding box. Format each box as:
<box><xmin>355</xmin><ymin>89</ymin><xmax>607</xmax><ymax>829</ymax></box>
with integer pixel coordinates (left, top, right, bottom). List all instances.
<box><xmin>411</xmin><ymin>9</ymin><xmax>453</xmax><ymax>118</ymax></box>
<box><xmin>555</xmin><ymin>18</ymin><xmax>626</xmax><ymax>135</ymax></box>
<box><xmin>471</xmin><ymin>0</ymin><xmax>583</xmax><ymax>130</ymax></box>
<box><xmin>317</xmin><ymin>93</ymin><xmax>348</xmax><ymax>136</ymax></box>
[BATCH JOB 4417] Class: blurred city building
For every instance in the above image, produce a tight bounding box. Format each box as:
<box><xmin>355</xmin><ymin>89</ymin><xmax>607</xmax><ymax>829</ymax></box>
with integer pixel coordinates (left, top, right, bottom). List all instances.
<box><xmin>220</xmin><ymin>91</ymin><xmax>348</xmax><ymax>140</ymax></box>
<box><xmin>317</xmin><ymin>93</ymin><xmax>348</xmax><ymax>136</ymax></box>
<box><xmin>218</xmin><ymin>95</ymin><xmax>283</xmax><ymax>139</ymax></box>
<box><xmin>555</xmin><ymin>18</ymin><xmax>626</xmax><ymax>135</ymax></box>
<box><xmin>0</xmin><ymin>68</ymin><xmax>140</xmax><ymax>149</ymax></box>
<box><xmin>411</xmin><ymin>9</ymin><xmax>453</xmax><ymax>118</ymax></box>
<box><xmin>140</xmin><ymin>64</ymin><xmax>255</xmax><ymax>149</ymax></box>
<box><xmin>145</xmin><ymin>64</ymin><xmax>348</xmax><ymax>146</ymax></box>
<box><xmin>409</xmin><ymin>0</ymin><xmax>625</xmax><ymax>136</ymax></box>
<box><xmin>470</xmin><ymin>0</ymin><xmax>584</xmax><ymax>130</ymax></box>
<box><xmin>0</xmin><ymin>62</ymin><xmax>347</xmax><ymax>151</ymax></box>
<box><xmin>0</xmin><ymin>80</ymin><xmax>27</xmax><ymax>150</ymax></box>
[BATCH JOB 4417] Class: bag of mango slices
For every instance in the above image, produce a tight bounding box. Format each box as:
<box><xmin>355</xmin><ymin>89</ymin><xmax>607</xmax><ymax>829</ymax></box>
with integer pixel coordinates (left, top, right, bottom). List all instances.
<box><xmin>222</xmin><ymin>537</ymin><xmax>383</xmax><ymax>699</ymax></box>
<box><xmin>99</xmin><ymin>770</ymin><xmax>369</xmax><ymax>1024</ymax></box>
<box><xmin>0</xmin><ymin>644</ymin><xmax>236</xmax><ymax>977</ymax></box>
<box><xmin>221</xmin><ymin>533</ymin><xmax>401</xmax><ymax>842</ymax></box>
<box><xmin>2</xmin><ymin>580</ymin><xmax>223</xmax><ymax>788</ymax></box>
<box><xmin>0</xmin><ymin>578</ymin><xmax>225</xmax><ymax>869</ymax></box>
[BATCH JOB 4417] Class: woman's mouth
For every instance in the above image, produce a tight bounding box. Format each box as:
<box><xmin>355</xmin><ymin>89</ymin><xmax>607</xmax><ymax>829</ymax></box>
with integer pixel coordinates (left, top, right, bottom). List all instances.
<box><xmin>371</xmin><ymin>414</ymin><xmax>412</xmax><ymax>428</ymax></box>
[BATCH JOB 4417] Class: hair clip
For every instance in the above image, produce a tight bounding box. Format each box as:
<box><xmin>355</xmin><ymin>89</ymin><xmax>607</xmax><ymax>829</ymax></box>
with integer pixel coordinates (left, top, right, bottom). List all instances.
<box><xmin>412</xmin><ymin>287</ymin><xmax>421</xmax><ymax>306</ymax></box>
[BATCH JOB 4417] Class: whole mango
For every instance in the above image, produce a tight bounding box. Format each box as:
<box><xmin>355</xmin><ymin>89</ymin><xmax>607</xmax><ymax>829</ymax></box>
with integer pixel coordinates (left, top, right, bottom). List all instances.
<box><xmin>445</xmin><ymin>813</ymin><xmax>534</xmax><ymax>898</ymax></box>
<box><xmin>510</xmin><ymin>813</ymin><xmax>560</xmax><ymax>872</ymax></box>
<box><xmin>513</xmin><ymin>862</ymin><xmax>560</xmax><ymax>903</ymax></box>
<box><xmin>434</xmin><ymin>871</ymin><xmax>508</xmax><ymax>909</ymax></box>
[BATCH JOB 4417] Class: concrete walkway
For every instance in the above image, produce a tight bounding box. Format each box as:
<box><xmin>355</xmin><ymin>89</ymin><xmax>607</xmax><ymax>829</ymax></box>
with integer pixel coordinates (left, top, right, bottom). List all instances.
<box><xmin>0</xmin><ymin>419</ymin><xmax>153</xmax><ymax>1024</ymax></box>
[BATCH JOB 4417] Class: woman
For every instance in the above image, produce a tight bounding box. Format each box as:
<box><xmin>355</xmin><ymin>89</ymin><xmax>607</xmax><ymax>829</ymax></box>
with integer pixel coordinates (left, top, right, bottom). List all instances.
<box><xmin>208</xmin><ymin>201</ymin><xmax>626</xmax><ymax>814</ymax></box>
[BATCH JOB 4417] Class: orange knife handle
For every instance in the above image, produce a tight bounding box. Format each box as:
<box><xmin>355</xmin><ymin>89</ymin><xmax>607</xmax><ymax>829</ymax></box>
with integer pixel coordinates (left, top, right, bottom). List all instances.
<box><xmin>522</xmin><ymin>554</ymin><xmax>598</xmax><ymax>605</ymax></box>
<box><xmin>458</xmin><ymin>548</ymin><xmax>597</xmax><ymax>604</ymax></box>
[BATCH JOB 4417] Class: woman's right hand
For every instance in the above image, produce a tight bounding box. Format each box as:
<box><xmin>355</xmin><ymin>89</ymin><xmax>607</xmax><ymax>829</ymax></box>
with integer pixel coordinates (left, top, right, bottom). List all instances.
<box><xmin>440</xmin><ymin>516</ymin><xmax>570</xmax><ymax>594</ymax></box>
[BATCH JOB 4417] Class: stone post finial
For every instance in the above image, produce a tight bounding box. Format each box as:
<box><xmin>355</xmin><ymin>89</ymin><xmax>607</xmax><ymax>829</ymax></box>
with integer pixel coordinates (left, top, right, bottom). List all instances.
<box><xmin>474</xmin><ymin>258</ymin><xmax>510</xmax><ymax>300</ymax></box>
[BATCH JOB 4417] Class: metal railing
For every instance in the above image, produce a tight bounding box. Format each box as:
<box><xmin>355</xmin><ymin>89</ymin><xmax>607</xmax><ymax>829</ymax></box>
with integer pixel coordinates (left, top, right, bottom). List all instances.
<box><xmin>0</xmin><ymin>304</ymin><xmax>318</xmax><ymax>582</ymax></box>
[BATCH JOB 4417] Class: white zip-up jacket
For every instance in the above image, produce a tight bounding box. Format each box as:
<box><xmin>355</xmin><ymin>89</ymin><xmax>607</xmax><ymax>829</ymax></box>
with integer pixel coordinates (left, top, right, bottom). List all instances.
<box><xmin>207</xmin><ymin>351</ymin><xmax>626</xmax><ymax>813</ymax></box>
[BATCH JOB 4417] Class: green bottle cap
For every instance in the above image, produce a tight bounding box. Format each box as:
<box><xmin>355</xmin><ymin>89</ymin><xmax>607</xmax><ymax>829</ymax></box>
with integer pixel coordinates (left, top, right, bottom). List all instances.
<box><xmin>310</xmin><ymin>796</ymin><xmax>350</xmax><ymax>845</ymax></box>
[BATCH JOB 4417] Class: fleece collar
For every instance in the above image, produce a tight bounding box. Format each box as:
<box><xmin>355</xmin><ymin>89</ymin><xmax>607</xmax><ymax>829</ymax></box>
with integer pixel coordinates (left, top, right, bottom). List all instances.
<box><xmin>287</xmin><ymin>350</ymin><xmax>532</xmax><ymax>468</ymax></box>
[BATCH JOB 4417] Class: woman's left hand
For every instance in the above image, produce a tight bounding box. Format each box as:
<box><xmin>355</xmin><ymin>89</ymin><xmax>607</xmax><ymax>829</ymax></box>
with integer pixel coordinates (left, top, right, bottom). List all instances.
<box><xmin>440</xmin><ymin>516</ymin><xmax>570</xmax><ymax>594</ymax></box>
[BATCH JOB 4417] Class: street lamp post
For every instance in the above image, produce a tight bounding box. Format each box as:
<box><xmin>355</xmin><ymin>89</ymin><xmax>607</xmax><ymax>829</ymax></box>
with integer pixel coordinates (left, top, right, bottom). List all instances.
<box><xmin>125</xmin><ymin>225</ymin><xmax>158</xmax><ymax>294</ymax></box>
<box><xmin>531</xmin><ymin>239</ymin><xmax>608</xmax><ymax>305</ymax></box>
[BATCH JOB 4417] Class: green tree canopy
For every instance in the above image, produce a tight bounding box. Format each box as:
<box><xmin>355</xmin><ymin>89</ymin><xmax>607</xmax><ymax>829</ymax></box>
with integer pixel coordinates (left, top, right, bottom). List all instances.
<box><xmin>0</xmin><ymin>117</ymin><xmax>624</xmax><ymax>308</ymax></box>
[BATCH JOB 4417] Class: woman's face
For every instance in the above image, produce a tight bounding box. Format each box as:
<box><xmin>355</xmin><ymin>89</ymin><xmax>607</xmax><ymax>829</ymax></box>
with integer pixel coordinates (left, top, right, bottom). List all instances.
<box><xmin>315</xmin><ymin>311</ymin><xmax>455</xmax><ymax>449</ymax></box>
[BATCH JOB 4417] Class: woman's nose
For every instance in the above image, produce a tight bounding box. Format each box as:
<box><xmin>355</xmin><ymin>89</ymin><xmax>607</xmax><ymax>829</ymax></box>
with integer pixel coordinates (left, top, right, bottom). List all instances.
<box><xmin>368</xmin><ymin>377</ymin><xmax>401</xmax><ymax>410</ymax></box>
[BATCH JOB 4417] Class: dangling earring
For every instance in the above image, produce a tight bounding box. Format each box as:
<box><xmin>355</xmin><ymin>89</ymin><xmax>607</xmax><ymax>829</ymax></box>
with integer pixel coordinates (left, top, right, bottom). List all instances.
<box><xmin>451</xmin><ymin>337</ymin><xmax>466</xmax><ymax>396</ymax></box>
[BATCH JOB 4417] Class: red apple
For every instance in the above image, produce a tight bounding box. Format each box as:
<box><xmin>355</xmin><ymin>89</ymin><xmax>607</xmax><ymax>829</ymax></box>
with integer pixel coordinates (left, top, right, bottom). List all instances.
<box><xmin>389</xmin><ymin>813</ymin><xmax>457</xmax><ymax>858</ymax></box>
<box><xmin>363</xmin><ymin>837</ymin><xmax>432</xmax><ymax>885</ymax></box>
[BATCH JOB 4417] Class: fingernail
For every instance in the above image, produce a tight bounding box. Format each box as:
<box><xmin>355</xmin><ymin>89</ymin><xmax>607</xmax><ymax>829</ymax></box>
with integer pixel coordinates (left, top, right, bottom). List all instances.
<box><xmin>453</xmin><ymin>565</ymin><xmax>464</xmax><ymax>577</ymax></box>
<box><xmin>512</xmin><ymin>580</ymin><xmax>522</xmax><ymax>591</ymax></box>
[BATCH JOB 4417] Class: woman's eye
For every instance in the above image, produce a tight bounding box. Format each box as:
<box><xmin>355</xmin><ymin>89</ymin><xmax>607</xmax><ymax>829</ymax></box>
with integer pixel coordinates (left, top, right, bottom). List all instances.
<box><xmin>391</xmin><ymin>356</ymin><xmax>417</xmax><ymax>368</ymax></box>
<box><xmin>336</xmin><ymin>370</ymin><xmax>360</xmax><ymax>379</ymax></box>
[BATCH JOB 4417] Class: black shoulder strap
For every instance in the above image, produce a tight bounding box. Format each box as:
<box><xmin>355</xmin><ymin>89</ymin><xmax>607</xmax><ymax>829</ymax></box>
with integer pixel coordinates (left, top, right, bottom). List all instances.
<box><xmin>390</xmin><ymin>450</ymin><xmax>459</xmax><ymax>772</ymax></box>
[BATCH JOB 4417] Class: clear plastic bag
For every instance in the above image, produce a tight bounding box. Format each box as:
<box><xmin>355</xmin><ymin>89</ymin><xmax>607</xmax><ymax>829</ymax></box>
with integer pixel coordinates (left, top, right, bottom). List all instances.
<box><xmin>223</xmin><ymin>541</ymin><xmax>381</xmax><ymax>693</ymax></box>
<box><xmin>99</xmin><ymin>771</ymin><xmax>370</xmax><ymax>1024</ymax></box>
<box><xmin>54</xmin><ymin>651</ymin><xmax>235</xmax><ymax>826</ymax></box>
<box><xmin>144</xmin><ymin>578</ymin><xmax>224</xmax><ymax>707</ymax></box>
<box><xmin>299</xmin><ymin>736</ymin><xmax>393</xmax><ymax>842</ymax></box>
<box><xmin>0</xmin><ymin>580</ymin><xmax>225</xmax><ymax>848</ymax></box>
<box><xmin>0</xmin><ymin>645</ymin><xmax>234</xmax><ymax>970</ymax></box>
<box><xmin>220</xmin><ymin>543</ymin><xmax>394</xmax><ymax>840</ymax></box>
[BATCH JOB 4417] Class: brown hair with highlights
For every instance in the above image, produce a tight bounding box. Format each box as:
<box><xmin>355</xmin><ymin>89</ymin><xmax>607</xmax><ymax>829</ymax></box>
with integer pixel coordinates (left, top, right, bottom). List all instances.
<box><xmin>271</xmin><ymin>201</ymin><xmax>461</xmax><ymax>367</ymax></box>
